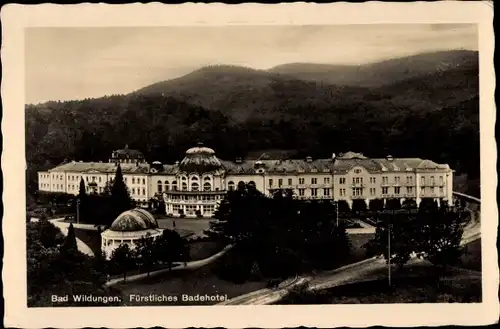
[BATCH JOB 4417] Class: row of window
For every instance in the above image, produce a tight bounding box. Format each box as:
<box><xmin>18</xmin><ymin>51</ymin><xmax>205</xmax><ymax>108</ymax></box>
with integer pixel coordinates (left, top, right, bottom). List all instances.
<box><xmin>131</xmin><ymin>188</ymin><xmax>147</xmax><ymax>196</ymax></box>
<box><xmin>130</xmin><ymin>177</ymin><xmax>146</xmax><ymax>185</ymax></box>
<box><xmin>268</xmin><ymin>177</ymin><xmax>331</xmax><ymax>187</ymax></box>
<box><xmin>169</xmin><ymin>194</ymin><xmax>221</xmax><ymax>201</ymax></box>
<box><xmin>170</xmin><ymin>204</ymin><xmax>216</xmax><ymax>214</ymax></box>
<box><xmin>297</xmin><ymin>188</ymin><xmax>331</xmax><ymax>197</ymax></box>
<box><xmin>157</xmin><ymin>181</ymin><xmax>213</xmax><ymax>192</ymax></box>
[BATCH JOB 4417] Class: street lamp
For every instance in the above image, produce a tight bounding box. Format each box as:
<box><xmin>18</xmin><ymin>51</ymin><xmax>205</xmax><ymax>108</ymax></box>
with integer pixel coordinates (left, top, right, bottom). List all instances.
<box><xmin>76</xmin><ymin>199</ymin><xmax>80</xmax><ymax>224</ymax></box>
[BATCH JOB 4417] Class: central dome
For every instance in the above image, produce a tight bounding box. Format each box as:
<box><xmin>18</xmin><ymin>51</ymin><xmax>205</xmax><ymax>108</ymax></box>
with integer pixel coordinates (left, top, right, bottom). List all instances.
<box><xmin>179</xmin><ymin>143</ymin><xmax>222</xmax><ymax>173</ymax></box>
<box><xmin>110</xmin><ymin>208</ymin><xmax>159</xmax><ymax>232</ymax></box>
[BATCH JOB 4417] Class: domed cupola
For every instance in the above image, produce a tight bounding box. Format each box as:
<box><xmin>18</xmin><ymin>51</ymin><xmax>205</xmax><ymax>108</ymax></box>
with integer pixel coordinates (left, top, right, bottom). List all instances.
<box><xmin>109</xmin><ymin>208</ymin><xmax>158</xmax><ymax>232</ymax></box>
<box><xmin>179</xmin><ymin>142</ymin><xmax>222</xmax><ymax>174</ymax></box>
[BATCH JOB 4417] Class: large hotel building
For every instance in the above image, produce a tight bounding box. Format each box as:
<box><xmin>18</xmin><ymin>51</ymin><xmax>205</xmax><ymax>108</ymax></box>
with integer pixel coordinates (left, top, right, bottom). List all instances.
<box><xmin>38</xmin><ymin>144</ymin><xmax>454</xmax><ymax>218</ymax></box>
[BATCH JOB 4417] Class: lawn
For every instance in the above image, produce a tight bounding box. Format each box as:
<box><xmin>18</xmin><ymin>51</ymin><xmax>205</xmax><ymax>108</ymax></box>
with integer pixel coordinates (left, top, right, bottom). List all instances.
<box><xmin>460</xmin><ymin>238</ymin><xmax>482</xmax><ymax>271</ymax></box>
<box><xmin>74</xmin><ymin>228</ymin><xmax>102</xmax><ymax>256</ymax></box>
<box><xmin>115</xmin><ymin>262</ymin><xmax>268</xmax><ymax>306</ymax></box>
<box><xmin>349</xmin><ymin>233</ymin><xmax>374</xmax><ymax>263</ymax></box>
<box><xmin>280</xmin><ymin>265</ymin><xmax>482</xmax><ymax>304</ymax></box>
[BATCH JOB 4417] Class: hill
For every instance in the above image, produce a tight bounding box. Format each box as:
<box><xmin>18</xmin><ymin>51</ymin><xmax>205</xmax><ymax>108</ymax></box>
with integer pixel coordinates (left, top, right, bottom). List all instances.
<box><xmin>268</xmin><ymin>50</ymin><xmax>478</xmax><ymax>87</ymax></box>
<box><xmin>134</xmin><ymin>64</ymin><xmax>370</xmax><ymax>122</ymax></box>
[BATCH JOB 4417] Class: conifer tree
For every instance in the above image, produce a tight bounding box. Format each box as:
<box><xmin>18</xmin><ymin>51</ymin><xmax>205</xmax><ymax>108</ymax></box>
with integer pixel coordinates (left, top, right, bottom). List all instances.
<box><xmin>110</xmin><ymin>164</ymin><xmax>132</xmax><ymax>219</ymax></box>
<box><xmin>61</xmin><ymin>223</ymin><xmax>78</xmax><ymax>253</ymax></box>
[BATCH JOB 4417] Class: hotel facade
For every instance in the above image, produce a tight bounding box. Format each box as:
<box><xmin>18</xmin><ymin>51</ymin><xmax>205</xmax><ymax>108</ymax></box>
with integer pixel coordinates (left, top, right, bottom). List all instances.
<box><xmin>38</xmin><ymin>144</ymin><xmax>454</xmax><ymax>218</ymax></box>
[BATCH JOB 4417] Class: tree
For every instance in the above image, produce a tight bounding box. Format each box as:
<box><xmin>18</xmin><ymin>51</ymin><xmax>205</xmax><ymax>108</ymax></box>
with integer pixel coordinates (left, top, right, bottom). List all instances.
<box><xmin>136</xmin><ymin>235</ymin><xmax>157</xmax><ymax>276</ymax></box>
<box><xmin>402</xmin><ymin>198</ymin><xmax>417</xmax><ymax>210</ymax></box>
<box><xmin>369</xmin><ymin>198</ymin><xmax>384</xmax><ymax>212</ymax></box>
<box><xmin>419</xmin><ymin>198</ymin><xmax>439</xmax><ymax>212</ymax></box>
<box><xmin>154</xmin><ymin>229</ymin><xmax>187</xmax><ymax>271</ymax></box>
<box><xmin>110</xmin><ymin>164</ymin><xmax>133</xmax><ymax>221</ymax></box>
<box><xmin>111</xmin><ymin>243</ymin><xmax>135</xmax><ymax>282</ymax></box>
<box><xmin>60</xmin><ymin>223</ymin><xmax>78</xmax><ymax>254</ymax></box>
<box><xmin>363</xmin><ymin>211</ymin><xmax>418</xmax><ymax>269</ymax></box>
<box><xmin>352</xmin><ymin>199</ymin><xmax>367</xmax><ymax>213</ymax></box>
<box><xmin>386</xmin><ymin>198</ymin><xmax>402</xmax><ymax>211</ymax></box>
<box><xmin>415</xmin><ymin>205</ymin><xmax>466</xmax><ymax>280</ymax></box>
<box><xmin>336</xmin><ymin>200</ymin><xmax>351</xmax><ymax>214</ymax></box>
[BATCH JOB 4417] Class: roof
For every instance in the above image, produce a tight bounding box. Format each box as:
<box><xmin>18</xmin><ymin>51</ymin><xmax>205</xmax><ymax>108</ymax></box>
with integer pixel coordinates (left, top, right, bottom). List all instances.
<box><xmin>109</xmin><ymin>208</ymin><xmax>159</xmax><ymax>232</ymax></box>
<box><xmin>48</xmin><ymin>162</ymin><xmax>150</xmax><ymax>174</ymax></box>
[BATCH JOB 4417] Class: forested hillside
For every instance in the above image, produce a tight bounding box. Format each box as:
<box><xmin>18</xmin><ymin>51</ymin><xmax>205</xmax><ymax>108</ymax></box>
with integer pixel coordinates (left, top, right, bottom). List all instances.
<box><xmin>26</xmin><ymin>51</ymin><xmax>480</xmax><ymax>197</ymax></box>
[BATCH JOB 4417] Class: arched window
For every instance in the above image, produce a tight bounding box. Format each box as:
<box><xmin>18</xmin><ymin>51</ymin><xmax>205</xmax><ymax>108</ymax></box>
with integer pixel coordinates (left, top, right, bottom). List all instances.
<box><xmin>192</xmin><ymin>182</ymin><xmax>199</xmax><ymax>191</ymax></box>
<box><xmin>237</xmin><ymin>181</ymin><xmax>246</xmax><ymax>190</ymax></box>
<box><xmin>191</xmin><ymin>176</ymin><xmax>199</xmax><ymax>181</ymax></box>
<box><xmin>228</xmin><ymin>181</ymin><xmax>235</xmax><ymax>191</ymax></box>
<box><xmin>182</xmin><ymin>182</ymin><xmax>188</xmax><ymax>191</ymax></box>
<box><xmin>204</xmin><ymin>176</ymin><xmax>211</xmax><ymax>181</ymax></box>
<box><xmin>204</xmin><ymin>182</ymin><xmax>212</xmax><ymax>191</ymax></box>
<box><xmin>181</xmin><ymin>176</ymin><xmax>187</xmax><ymax>181</ymax></box>
<box><xmin>172</xmin><ymin>181</ymin><xmax>178</xmax><ymax>191</ymax></box>
<box><xmin>164</xmin><ymin>180</ymin><xmax>169</xmax><ymax>191</ymax></box>
<box><xmin>157</xmin><ymin>180</ymin><xmax>163</xmax><ymax>193</ymax></box>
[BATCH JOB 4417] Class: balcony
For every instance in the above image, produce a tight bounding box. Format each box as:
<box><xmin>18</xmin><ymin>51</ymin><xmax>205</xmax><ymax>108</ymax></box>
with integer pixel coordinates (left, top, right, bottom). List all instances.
<box><xmin>351</xmin><ymin>183</ymin><xmax>365</xmax><ymax>188</ymax></box>
<box><xmin>351</xmin><ymin>195</ymin><xmax>366</xmax><ymax>200</ymax></box>
<box><xmin>166</xmin><ymin>190</ymin><xmax>225</xmax><ymax>195</ymax></box>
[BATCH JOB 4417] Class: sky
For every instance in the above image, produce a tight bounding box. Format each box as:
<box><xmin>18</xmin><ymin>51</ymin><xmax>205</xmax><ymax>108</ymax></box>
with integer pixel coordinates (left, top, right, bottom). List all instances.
<box><xmin>25</xmin><ymin>24</ymin><xmax>477</xmax><ymax>104</ymax></box>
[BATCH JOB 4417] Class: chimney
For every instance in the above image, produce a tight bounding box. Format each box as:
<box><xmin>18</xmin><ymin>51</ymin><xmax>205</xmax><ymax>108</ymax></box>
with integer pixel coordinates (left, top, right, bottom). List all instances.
<box><xmin>235</xmin><ymin>157</ymin><xmax>243</xmax><ymax>164</ymax></box>
<box><xmin>306</xmin><ymin>156</ymin><xmax>313</xmax><ymax>163</ymax></box>
<box><xmin>331</xmin><ymin>153</ymin><xmax>336</xmax><ymax>160</ymax></box>
<box><xmin>387</xmin><ymin>155</ymin><xmax>394</xmax><ymax>161</ymax></box>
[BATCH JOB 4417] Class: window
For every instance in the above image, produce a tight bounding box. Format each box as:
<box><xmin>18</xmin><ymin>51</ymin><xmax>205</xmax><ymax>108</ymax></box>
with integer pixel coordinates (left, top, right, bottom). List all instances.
<box><xmin>323</xmin><ymin>188</ymin><xmax>330</xmax><ymax>196</ymax></box>
<box><xmin>278</xmin><ymin>179</ymin><xmax>283</xmax><ymax>187</ymax></box>
<box><xmin>164</xmin><ymin>181</ymin><xmax>169</xmax><ymax>191</ymax></box>
<box><xmin>439</xmin><ymin>176</ymin><xmax>444</xmax><ymax>184</ymax></box>
<box><xmin>354</xmin><ymin>168</ymin><xmax>362</xmax><ymax>174</ymax></box>
<box><xmin>324</xmin><ymin>177</ymin><xmax>330</xmax><ymax>184</ymax></box>
<box><xmin>421</xmin><ymin>177</ymin><xmax>425</xmax><ymax>185</ymax></box>
<box><xmin>192</xmin><ymin>182</ymin><xmax>199</xmax><ymax>191</ymax></box>
<box><xmin>132</xmin><ymin>177</ymin><xmax>135</xmax><ymax>184</ymax></box>
<box><xmin>352</xmin><ymin>187</ymin><xmax>363</xmax><ymax>196</ymax></box>
<box><xmin>370</xmin><ymin>188</ymin><xmax>375</xmax><ymax>196</ymax></box>
<box><xmin>420</xmin><ymin>186</ymin><xmax>425</xmax><ymax>193</ymax></box>
<box><xmin>182</xmin><ymin>182</ymin><xmax>188</xmax><ymax>191</ymax></box>
<box><xmin>382</xmin><ymin>176</ymin><xmax>388</xmax><ymax>184</ymax></box>
<box><xmin>142</xmin><ymin>188</ymin><xmax>145</xmax><ymax>195</ymax></box>
<box><xmin>395</xmin><ymin>176</ymin><xmax>400</xmax><ymax>184</ymax></box>
<box><xmin>299</xmin><ymin>178</ymin><xmax>305</xmax><ymax>185</ymax></box>
<box><xmin>86</xmin><ymin>177</ymin><xmax>89</xmax><ymax>182</ymax></box>
<box><xmin>406</xmin><ymin>176</ymin><xmax>412</xmax><ymax>184</ymax></box>
<box><xmin>142</xmin><ymin>178</ymin><xmax>146</xmax><ymax>185</ymax></box>
<box><xmin>407</xmin><ymin>187</ymin><xmax>413</xmax><ymax>194</ymax></box>
<box><xmin>339</xmin><ymin>177</ymin><xmax>346</xmax><ymax>184</ymax></box>
<box><xmin>430</xmin><ymin>176</ymin><xmax>435</xmax><ymax>185</ymax></box>
<box><xmin>124</xmin><ymin>177</ymin><xmax>127</xmax><ymax>183</ymax></box>
<box><xmin>439</xmin><ymin>187</ymin><xmax>444</xmax><ymax>194</ymax></box>
<box><xmin>382</xmin><ymin>187</ymin><xmax>388</xmax><ymax>194</ymax></box>
<box><xmin>132</xmin><ymin>188</ymin><xmax>135</xmax><ymax>195</ymax></box>
<box><xmin>288</xmin><ymin>178</ymin><xmax>293</xmax><ymax>186</ymax></box>
<box><xmin>311</xmin><ymin>188</ymin><xmax>318</xmax><ymax>197</ymax></box>
<box><xmin>204</xmin><ymin>182</ymin><xmax>211</xmax><ymax>191</ymax></box>
<box><xmin>431</xmin><ymin>187</ymin><xmax>435</xmax><ymax>194</ymax></box>
<box><xmin>394</xmin><ymin>187</ymin><xmax>400</xmax><ymax>195</ymax></box>
<box><xmin>172</xmin><ymin>181</ymin><xmax>178</xmax><ymax>191</ymax></box>
<box><xmin>352</xmin><ymin>177</ymin><xmax>356</xmax><ymax>184</ymax></box>
<box><xmin>191</xmin><ymin>176</ymin><xmax>199</xmax><ymax>181</ymax></box>
<box><xmin>157</xmin><ymin>180</ymin><xmax>163</xmax><ymax>193</ymax></box>
<box><xmin>311</xmin><ymin>178</ymin><xmax>317</xmax><ymax>185</ymax></box>
<box><xmin>339</xmin><ymin>188</ymin><xmax>346</xmax><ymax>197</ymax></box>
<box><xmin>99</xmin><ymin>177</ymin><xmax>102</xmax><ymax>183</ymax></box>
<box><xmin>298</xmin><ymin>189</ymin><xmax>305</xmax><ymax>196</ymax></box>
<box><xmin>269</xmin><ymin>179</ymin><xmax>273</xmax><ymax>187</ymax></box>
<box><xmin>204</xmin><ymin>176</ymin><xmax>211</xmax><ymax>181</ymax></box>
<box><xmin>370</xmin><ymin>177</ymin><xmax>376</xmax><ymax>184</ymax></box>
<box><xmin>228</xmin><ymin>181</ymin><xmax>235</xmax><ymax>191</ymax></box>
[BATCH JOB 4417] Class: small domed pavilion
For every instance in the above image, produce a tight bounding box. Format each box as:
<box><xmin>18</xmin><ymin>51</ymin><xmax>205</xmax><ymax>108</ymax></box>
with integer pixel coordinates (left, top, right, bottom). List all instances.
<box><xmin>101</xmin><ymin>208</ymin><xmax>163</xmax><ymax>259</ymax></box>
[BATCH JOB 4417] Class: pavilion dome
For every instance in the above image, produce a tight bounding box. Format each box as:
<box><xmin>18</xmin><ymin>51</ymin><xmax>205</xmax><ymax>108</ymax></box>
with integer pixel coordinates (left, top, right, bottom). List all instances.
<box><xmin>179</xmin><ymin>143</ymin><xmax>222</xmax><ymax>173</ymax></box>
<box><xmin>109</xmin><ymin>208</ymin><xmax>158</xmax><ymax>232</ymax></box>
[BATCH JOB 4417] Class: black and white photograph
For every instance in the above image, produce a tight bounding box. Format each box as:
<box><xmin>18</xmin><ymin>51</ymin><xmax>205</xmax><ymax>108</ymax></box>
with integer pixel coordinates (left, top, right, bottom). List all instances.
<box><xmin>2</xmin><ymin>2</ymin><xmax>497</xmax><ymax>328</ymax></box>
